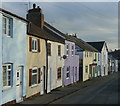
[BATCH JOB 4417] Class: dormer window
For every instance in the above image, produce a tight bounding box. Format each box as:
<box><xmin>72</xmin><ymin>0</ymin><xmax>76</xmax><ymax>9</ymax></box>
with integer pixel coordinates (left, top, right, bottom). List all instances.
<box><xmin>2</xmin><ymin>16</ymin><xmax>13</xmax><ymax>37</ymax></box>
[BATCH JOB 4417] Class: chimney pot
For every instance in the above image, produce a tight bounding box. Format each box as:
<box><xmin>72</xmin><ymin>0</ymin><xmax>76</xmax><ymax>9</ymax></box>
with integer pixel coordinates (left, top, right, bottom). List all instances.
<box><xmin>33</xmin><ymin>4</ymin><xmax>36</xmax><ymax>9</ymax></box>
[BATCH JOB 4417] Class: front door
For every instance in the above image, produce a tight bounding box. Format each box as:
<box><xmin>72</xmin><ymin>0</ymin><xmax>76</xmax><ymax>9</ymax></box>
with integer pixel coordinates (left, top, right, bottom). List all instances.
<box><xmin>40</xmin><ymin>66</ymin><xmax>46</xmax><ymax>95</ymax></box>
<box><xmin>16</xmin><ymin>66</ymin><xmax>23</xmax><ymax>103</ymax></box>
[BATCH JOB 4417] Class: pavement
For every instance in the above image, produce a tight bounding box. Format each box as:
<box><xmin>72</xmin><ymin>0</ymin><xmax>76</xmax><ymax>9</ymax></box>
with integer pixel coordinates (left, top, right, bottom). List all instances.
<box><xmin>18</xmin><ymin>72</ymin><xmax>119</xmax><ymax>104</ymax></box>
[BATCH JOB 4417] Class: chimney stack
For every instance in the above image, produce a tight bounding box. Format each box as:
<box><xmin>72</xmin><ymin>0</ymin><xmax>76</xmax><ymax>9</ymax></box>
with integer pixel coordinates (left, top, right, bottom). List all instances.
<box><xmin>27</xmin><ymin>4</ymin><xmax>44</xmax><ymax>29</ymax></box>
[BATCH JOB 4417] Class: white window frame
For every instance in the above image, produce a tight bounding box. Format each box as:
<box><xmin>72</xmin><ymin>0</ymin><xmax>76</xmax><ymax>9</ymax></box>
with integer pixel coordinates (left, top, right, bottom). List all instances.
<box><xmin>85</xmin><ymin>66</ymin><xmax>88</xmax><ymax>73</ymax></box>
<box><xmin>2</xmin><ymin>15</ymin><xmax>12</xmax><ymax>37</ymax></box>
<box><xmin>2</xmin><ymin>64</ymin><xmax>12</xmax><ymax>89</ymax></box>
<box><xmin>32</xmin><ymin>38</ymin><xmax>38</xmax><ymax>52</ymax></box>
<box><xmin>31</xmin><ymin>67</ymin><xmax>38</xmax><ymax>87</ymax></box>
<box><xmin>66</xmin><ymin>67</ymin><xmax>70</xmax><ymax>79</ymax></box>
<box><xmin>71</xmin><ymin>45</ymin><xmax>74</xmax><ymax>57</ymax></box>
<box><xmin>66</xmin><ymin>44</ymin><xmax>69</xmax><ymax>56</ymax></box>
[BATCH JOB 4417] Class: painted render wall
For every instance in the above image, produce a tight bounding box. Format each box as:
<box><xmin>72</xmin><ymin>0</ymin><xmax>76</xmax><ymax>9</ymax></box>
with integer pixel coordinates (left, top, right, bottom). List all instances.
<box><xmin>47</xmin><ymin>41</ymin><xmax>65</xmax><ymax>93</ymax></box>
<box><xmin>0</xmin><ymin>12</ymin><xmax>2</xmax><ymax>105</ymax></box>
<box><xmin>1</xmin><ymin>13</ymin><xmax>27</xmax><ymax>104</ymax></box>
<box><xmin>63</xmin><ymin>40</ymin><xmax>79</xmax><ymax>86</ymax></box>
<box><xmin>100</xmin><ymin>43</ymin><xmax>108</xmax><ymax>76</ymax></box>
<box><xmin>26</xmin><ymin>35</ymin><xmax>46</xmax><ymax>98</ymax></box>
<box><xmin>83</xmin><ymin>51</ymin><xmax>93</xmax><ymax>81</ymax></box>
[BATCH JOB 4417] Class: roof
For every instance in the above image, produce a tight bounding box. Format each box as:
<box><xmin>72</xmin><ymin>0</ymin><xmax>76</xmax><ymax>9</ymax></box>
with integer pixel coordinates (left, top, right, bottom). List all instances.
<box><xmin>66</xmin><ymin>36</ymin><xmax>98</xmax><ymax>52</ymax></box>
<box><xmin>108</xmin><ymin>50</ymin><xmax>120</xmax><ymax>60</ymax></box>
<box><xmin>87</xmin><ymin>41</ymin><xmax>107</xmax><ymax>52</ymax></box>
<box><xmin>44</xmin><ymin>22</ymin><xmax>98</xmax><ymax>52</ymax></box>
<box><xmin>0</xmin><ymin>8</ymin><xmax>65</xmax><ymax>44</ymax></box>
<box><xmin>28</xmin><ymin>22</ymin><xmax>65</xmax><ymax>44</ymax></box>
<box><xmin>0</xmin><ymin>8</ymin><xmax>28</xmax><ymax>22</ymax></box>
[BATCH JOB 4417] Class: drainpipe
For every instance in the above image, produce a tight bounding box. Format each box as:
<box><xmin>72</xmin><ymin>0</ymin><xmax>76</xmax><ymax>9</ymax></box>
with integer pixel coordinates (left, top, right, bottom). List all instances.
<box><xmin>0</xmin><ymin>12</ymin><xmax>3</xmax><ymax>105</ymax></box>
<box><xmin>45</xmin><ymin>39</ymin><xmax>48</xmax><ymax>93</ymax></box>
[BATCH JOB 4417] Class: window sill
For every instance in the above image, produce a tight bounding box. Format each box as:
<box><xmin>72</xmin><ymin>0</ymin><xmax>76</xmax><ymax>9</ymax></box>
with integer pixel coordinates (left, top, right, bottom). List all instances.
<box><xmin>2</xmin><ymin>86</ymin><xmax>12</xmax><ymax>91</ymax></box>
<box><xmin>32</xmin><ymin>50</ymin><xmax>38</xmax><ymax>53</ymax></box>
<box><xmin>31</xmin><ymin>84</ymin><xmax>39</xmax><ymax>88</ymax></box>
<box><xmin>66</xmin><ymin>77</ymin><xmax>69</xmax><ymax>79</ymax></box>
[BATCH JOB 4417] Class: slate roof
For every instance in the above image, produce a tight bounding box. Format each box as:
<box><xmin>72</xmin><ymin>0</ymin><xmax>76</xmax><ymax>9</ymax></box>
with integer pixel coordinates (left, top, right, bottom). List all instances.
<box><xmin>87</xmin><ymin>41</ymin><xmax>106</xmax><ymax>52</ymax></box>
<box><xmin>28</xmin><ymin>22</ymin><xmax>65</xmax><ymax>44</ymax></box>
<box><xmin>0</xmin><ymin>8</ymin><xmax>65</xmax><ymax>44</ymax></box>
<box><xmin>44</xmin><ymin>22</ymin><xmax>98</xmax><ymax>52</ymax></box>
<box><xmin>108</xmin><ymin>50</ymin><xmax>120</xmax><ymax>60</ymax></box>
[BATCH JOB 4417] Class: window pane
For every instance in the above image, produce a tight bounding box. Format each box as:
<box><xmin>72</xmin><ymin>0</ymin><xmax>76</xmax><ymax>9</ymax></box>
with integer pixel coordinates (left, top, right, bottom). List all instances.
<box><xmin>32</xmin><ymin>69</ymin><xmax>37</xmax><ymax>73</ymax></box>
<box><xmin>3</xmin><ymin>66</ymin><xmax>7</xmax><ymax>86</ymax></box>
<box><xmin>32</xmin><ymin>40</ymin><xmax>34</xmax><ymax>50</ymax></box>
<box><xmin>32</xmin><ymin>74</ymin><xmax>37</xmax><ymax>85</ymax></box>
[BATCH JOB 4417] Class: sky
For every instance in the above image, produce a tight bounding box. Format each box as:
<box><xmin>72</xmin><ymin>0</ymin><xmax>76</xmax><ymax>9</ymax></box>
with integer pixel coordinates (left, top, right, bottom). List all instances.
<box><xmin>1</xmin><ymin>1</ymin><xmax>119</xmax><ymax>51</ymax></box>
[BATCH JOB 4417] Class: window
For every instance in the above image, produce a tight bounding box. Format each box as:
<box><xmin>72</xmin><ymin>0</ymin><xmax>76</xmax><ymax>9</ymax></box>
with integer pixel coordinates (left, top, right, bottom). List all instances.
<box><xmin>98</xmin><ymin>54</ymin><xmax>100</xmax><ymax>61</ymax></box>
<box><xmin>57</xmin><ymin>67</ymin><xmax>61</xmax><ymax>79</ymax></box>
<box><xmin>87</xmin><ymin>52</ymin><xmax>88</xmax><ymax>57</ymax></box>
<box><xmin>58</xmin><ymin>45</ymin><xmax>61</xmax><ymax>56</ymax></box>
<box><xmin>29</xmin><ymin>37</ymin><xmax>40</xmax><ymax>52</ymax></box>
<box><xmin>94</xmin><ymin>53</ymin><xmax>97</xmax><ymax>61</ymax></box>
<box><xmin>66</xmin><ymin>44</ymin><xmax>69</xmax><ymax>56</ymax></box>
<box><xmin>2</xmin><ymin>64</ymin><xmax>12</xmax><ymax>88</ymax></box>
<box><xmin>85</xmin><ymin>66</ymin><xmax>88</xmax><ymax>73</ymax></box>
<box><xmin>32</xmin><ymin>68</ymin><xmax>38</xmax><ymax>85</ymax></box>
<box><xmin>29</xmin><ymin>67</ymin><xmax>41</xmax><ymax>86</ymax></box>
<box><xmin>71</xmin><ymin>45</ymin><xmax>74</xmax><ymax>56</ymax></box>
<box><xmin>2</xmin><ymin>16</ymin><xmax>13</xmax><ymax>37</ymax></box>
<box><xmin>47</xmin><ymin>43</ymin><xmax>51</xmax><ymax>56</ymax></box>
<box><xmin>66</xmin><ymin>67</ymin><xmax>70</xmax><ymax>79</ymax></box>
<box><xmin>32</xmin><ymin>38</ymin><xmax>38</xmax><ymax>52</ymax></box>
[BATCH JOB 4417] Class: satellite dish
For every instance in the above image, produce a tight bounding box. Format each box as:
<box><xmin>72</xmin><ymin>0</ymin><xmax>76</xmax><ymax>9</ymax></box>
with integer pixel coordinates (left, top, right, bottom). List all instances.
<box><xmin>63</xmin><ymin>55</ymin><xmax>67</xmax><ymax>59</ymax></box>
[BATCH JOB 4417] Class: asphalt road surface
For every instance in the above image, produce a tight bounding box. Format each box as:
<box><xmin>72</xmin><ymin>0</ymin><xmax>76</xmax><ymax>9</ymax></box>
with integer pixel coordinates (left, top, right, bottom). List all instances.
<box><xmin>50</xmin><ymin>72</ymin><xmax>120</xmax><ymax>104</ymax></box>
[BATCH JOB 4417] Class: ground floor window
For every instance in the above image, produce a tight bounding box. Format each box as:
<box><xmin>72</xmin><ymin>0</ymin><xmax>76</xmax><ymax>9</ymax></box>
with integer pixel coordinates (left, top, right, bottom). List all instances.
<box><xmin>2</xmin><ymin>64</ymin><xmax>12</xmax><ymax>88</ymax></box>
<box><xmin>66</xmin><ymin>66</ymin><xmax>70</xmax><ymax>79</ymax></box>
<box><xmin>57</xmin><ymin>67</ymin><xmax>62</xmax><ymax>79</ymax></box>
<box><xmin>29</xmin><ymin>67</ymin><xmax>41</xmax><ymax>86</ymax></box>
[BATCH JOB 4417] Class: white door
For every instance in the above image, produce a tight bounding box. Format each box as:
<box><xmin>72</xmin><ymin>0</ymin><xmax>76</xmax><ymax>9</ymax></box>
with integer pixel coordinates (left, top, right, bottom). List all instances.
<box><xmin>16</xmin><ymin>66</ymin><xmax>23</xmax><ymax>103</ymax></box>
<box><xmin>40</xmin><ymin>66</ymin><xmax>45</xmax><ymax>95</ymax></box>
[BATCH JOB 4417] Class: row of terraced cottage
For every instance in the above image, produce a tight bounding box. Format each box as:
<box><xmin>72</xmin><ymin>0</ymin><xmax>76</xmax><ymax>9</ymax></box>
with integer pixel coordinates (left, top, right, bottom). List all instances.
<box><xmin>0</xmin><ymin>4</ymin><xmax>110</xmax><ymax>105</ymax></box>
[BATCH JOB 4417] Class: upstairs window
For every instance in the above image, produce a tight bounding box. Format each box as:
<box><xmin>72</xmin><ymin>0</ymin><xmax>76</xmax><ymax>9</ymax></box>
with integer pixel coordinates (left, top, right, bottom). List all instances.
<box><xmin>2</xmin><ymin>16</ymin><xmax>13</xmax><ymax>37</ymax></box>
<box><xmin>58</xmin><ymin>45</ymin><xmax>61</xmax><ymax>56</ymax></box>
<box><xmin>71</xmin><ymin>45</ymin><xmax>74</xmax><ymax>56</ymax></box>
<box><xmin>29</xmin><ymin>37</ymin><xmax>40</xmax><ymax>53</ymax></box>
<box><xmin>47</xmin><ymin>43</ymin><xmax>51</xmax><ymax>56</ymax></box>
<box><xmin>66</xmin><ymin>44</ymin><xmax>69</xmax><ymax>56</ymax></box>
<box><xmin>2</xmin><ymin>64</ymin><xmax>13</xmax><ymax>88</ymax></box>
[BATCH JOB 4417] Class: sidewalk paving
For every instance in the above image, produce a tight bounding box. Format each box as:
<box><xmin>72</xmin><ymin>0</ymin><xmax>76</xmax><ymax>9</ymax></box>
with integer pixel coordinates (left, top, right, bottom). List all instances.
<box><xmin>18</xmin><ymin>72</ymin><xmax>118</xmax><ymax>104</ymax></box>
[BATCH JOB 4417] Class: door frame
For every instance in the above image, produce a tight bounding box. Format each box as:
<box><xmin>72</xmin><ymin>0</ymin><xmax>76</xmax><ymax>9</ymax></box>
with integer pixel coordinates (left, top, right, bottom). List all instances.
<box><xmin>16</xmin><ymin>66</ymin><xmax>23</xmax><ymax>103</ymax></box>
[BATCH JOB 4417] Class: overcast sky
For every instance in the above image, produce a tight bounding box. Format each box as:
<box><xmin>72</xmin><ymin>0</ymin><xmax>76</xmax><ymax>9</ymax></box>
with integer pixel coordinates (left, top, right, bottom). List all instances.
<box><xmin>1</xmin><ymin>1</ymin><xmax>119</xmax><ymax>51</ymax></box>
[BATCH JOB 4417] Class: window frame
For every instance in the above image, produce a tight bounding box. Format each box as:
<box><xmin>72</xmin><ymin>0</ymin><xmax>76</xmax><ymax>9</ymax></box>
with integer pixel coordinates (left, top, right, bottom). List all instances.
<box><xmin>85</xmin><ymin>66</ymin><xmax>88</xmax><ymax>73</ymax></box>
<box><xmin>58</xmin><ymin>45</ymin><xmax>61</xmax><ymax>56</ymax></box>
<box><xmin>66</xmin><ymin>67</ymin><xmax>70</xmax><ymax>79</ymax></box>
<box><xmin>66</xmin><ymin>44</ymin><xmax>69</xmax><ymax>56</ymax></box>
<box><xmin>2</xmin><ymin>64</ymin><xmax>12</xmax><ymax>89</ymax></box>
<box><xmin>47</xmin><ymin>43</ymin><xmax>51</xmax><ymax>56</ymax></box>
<box><xmin>2</xmin><ymin>15</ymin><xmax>13</xmax><ymax>37</ymax></box>
<box><xmin>71</xmin><ymin>45</ymin><xmax>74</xmax><ymax>56</ymax></box>
<box><xmin>57</xmin><ymin>67</ymin><xmax>62</xmax><ymax>80</ymax></box>
<box><xmin>31</xmin><ymin>67</ymin><xmax>38</xmax><ymax>87</ymax></box>
<box><xmin>32</xmin><ymin>38</ymin><xmax>38</xmax><ymax>52</ymax></box>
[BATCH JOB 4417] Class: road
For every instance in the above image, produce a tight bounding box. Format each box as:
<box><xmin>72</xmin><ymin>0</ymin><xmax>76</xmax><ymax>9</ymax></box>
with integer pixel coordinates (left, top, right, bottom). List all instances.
<box><xmin>50</xmin><ymin>72</ymin><xmax>120</xmax><ymax>104</ymax></box>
